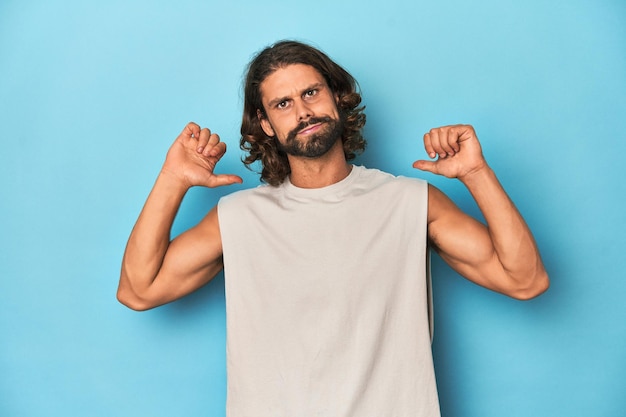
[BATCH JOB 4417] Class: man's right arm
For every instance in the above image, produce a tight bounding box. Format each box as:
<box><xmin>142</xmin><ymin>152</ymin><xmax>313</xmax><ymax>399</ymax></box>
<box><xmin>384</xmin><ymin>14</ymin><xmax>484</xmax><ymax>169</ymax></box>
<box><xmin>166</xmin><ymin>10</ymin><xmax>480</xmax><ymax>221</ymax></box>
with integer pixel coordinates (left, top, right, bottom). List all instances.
<box><xmin>117</xmin><ymin>122</ymin><xmax>242</xmax><ymax>311</ymax></box>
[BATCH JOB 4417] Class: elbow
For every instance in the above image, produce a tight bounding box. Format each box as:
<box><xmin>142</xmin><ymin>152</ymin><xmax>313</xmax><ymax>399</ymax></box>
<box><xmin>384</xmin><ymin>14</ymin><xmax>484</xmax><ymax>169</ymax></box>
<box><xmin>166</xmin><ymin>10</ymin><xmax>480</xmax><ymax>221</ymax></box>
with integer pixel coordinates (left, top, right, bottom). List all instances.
<box><xmin>116</xmin><ymin>285</ymin><xmax>155</xmax><ymax>312</ymax></box>
<box><xmin>117</xmin><ymin>268</ymin><xmax>162</xmax><ymax>311</ymax></box>
<box><xmin>508</xmin><ymin>270</ymin><xmax>550</xmax><ymax>301</ymax></box>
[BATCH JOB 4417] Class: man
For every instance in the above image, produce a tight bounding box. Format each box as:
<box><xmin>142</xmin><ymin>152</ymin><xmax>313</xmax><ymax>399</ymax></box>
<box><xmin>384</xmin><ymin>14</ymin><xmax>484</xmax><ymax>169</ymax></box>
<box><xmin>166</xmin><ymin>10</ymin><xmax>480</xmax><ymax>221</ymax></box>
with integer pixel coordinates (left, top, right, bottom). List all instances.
<box><xmin>118</xmin><ymin>40</ymin><xmax>548</xmax><ymax>416</ymax></box>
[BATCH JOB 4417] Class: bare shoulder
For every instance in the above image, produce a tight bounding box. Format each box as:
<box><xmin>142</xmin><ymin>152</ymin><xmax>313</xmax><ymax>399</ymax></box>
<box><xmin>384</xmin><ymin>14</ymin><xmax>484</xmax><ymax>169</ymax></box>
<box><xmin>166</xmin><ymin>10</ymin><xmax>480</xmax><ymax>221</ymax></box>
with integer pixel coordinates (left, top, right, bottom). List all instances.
<box><xmin>164</xmin><ymin>205</ymin><xmax>224</xmax><ymax>274</ymax></box>
<box><xmin>426</xmin><ymin>184</ymin><xmax>466</xmax><ymax>234</ymax></box>
<box><xmin>427</xmin><ymin>183</ymin><xmax>453</xmax><ymax>219</ymax></box>
<box><xmin>426</xmin><ymin>184</ymin><xmax>489</xmax><ymax>257</ymax></box>
<box><xmin>178</xmin><ymin>205</ymin><xmax>222</xmax><ymax>249</ymax></box>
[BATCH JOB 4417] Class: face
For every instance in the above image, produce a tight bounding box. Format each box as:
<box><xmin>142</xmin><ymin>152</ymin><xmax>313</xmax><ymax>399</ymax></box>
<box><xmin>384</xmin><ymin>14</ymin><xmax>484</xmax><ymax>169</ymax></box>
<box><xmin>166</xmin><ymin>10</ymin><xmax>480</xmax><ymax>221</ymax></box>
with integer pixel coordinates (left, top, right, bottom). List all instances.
<box><xmin>259</xmin><ymin>64</ymin><xmax>343</xmax><ymax>158</ymax></box>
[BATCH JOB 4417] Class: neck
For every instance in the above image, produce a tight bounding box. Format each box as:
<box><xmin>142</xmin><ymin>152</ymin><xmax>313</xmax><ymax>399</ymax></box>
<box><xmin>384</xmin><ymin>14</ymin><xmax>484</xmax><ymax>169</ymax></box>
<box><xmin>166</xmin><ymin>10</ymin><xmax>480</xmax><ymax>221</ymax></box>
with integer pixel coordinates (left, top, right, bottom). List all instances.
<box><xmin>286</xmin><ymin>140</ymin><xmax>352</xmax><ymax>189</ymax></box>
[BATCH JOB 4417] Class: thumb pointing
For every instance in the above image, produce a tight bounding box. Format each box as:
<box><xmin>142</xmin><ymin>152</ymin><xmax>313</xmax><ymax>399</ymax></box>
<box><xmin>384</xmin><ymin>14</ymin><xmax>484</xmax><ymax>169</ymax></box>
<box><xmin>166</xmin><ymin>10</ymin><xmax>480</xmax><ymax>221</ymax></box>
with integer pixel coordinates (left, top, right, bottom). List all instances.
<box><xmin>211</xmin><ymin>174</ymin><xmax>244</xmax><ymax>188</ymax></box>
<box><xmin>412</xmin><ymin>160</ymin><xmax>437</xmax><ymax>174</ymax></box>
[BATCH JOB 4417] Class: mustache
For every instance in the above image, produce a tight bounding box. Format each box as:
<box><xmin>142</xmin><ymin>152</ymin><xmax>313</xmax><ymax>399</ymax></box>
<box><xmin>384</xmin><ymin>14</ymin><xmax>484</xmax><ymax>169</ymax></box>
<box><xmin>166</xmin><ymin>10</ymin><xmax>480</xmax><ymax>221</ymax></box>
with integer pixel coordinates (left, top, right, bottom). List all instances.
<box><xmin>286</xmin><ymin>116</ymin><xmax>334</xmax><ymax>141</ymax></box>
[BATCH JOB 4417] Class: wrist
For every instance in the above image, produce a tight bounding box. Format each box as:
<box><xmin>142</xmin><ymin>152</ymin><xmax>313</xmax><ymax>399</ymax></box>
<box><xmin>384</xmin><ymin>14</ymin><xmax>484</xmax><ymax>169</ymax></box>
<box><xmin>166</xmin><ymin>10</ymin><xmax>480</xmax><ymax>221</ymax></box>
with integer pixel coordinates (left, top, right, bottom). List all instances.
<box><xmin>157</xmin><ymin>169</ymin><xmax>192</xmax><ymax>195</ymax></box>
<box><xmin>458</xmin><ymin>162</ymin><xmax>494</xmax><ymax>188</ymax></box>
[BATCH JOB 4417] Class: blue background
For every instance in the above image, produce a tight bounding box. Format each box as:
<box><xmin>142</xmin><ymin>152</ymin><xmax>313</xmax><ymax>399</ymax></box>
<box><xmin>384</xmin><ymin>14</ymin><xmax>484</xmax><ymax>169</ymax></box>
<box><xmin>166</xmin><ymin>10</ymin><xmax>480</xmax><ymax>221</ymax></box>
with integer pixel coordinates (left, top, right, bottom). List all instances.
<box><xmin>1</xmin><ymin>1</ymin><xmax>624</xmax><ymax>416</ymax></box>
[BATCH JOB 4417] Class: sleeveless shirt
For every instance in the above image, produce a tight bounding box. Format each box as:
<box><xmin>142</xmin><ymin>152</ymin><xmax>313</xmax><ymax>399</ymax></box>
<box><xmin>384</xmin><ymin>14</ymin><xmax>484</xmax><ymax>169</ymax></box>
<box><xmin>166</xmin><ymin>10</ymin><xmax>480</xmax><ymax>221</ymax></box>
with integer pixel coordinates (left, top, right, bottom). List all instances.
<box><xmin>217</xmin><ymin>165</ymin><xmax>440</xmax><ymax>417</ymax></box>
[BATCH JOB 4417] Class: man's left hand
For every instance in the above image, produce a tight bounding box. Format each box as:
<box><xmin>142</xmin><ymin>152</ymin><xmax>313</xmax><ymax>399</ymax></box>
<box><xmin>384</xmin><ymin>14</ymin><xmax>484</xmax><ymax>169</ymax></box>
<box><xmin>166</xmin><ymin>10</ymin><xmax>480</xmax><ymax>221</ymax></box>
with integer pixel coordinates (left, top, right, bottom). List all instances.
<box><xmin>412</xmin><ymin>124</ymin><xmax>487</xmax><ymax>181</ymax></box>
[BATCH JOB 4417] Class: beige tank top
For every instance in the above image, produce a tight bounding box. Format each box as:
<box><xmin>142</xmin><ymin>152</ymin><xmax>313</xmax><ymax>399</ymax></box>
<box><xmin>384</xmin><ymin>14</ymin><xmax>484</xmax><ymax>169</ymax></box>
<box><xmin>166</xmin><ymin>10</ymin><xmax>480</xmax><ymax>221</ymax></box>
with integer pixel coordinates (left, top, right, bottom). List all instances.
<box><xmin>218</xmin><ymin>165</ymin><xmax>440</xmax><ymax>417</ymax></box>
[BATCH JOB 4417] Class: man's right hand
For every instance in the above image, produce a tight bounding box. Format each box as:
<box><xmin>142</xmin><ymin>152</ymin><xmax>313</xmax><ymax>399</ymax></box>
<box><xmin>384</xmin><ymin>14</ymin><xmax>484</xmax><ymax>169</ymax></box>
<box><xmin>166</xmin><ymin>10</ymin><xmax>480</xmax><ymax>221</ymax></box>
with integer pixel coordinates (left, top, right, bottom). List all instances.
<box><xmin>161</xmin><ymin>122</ymin><xmax>243</xmax><ymax>189</ymax></box>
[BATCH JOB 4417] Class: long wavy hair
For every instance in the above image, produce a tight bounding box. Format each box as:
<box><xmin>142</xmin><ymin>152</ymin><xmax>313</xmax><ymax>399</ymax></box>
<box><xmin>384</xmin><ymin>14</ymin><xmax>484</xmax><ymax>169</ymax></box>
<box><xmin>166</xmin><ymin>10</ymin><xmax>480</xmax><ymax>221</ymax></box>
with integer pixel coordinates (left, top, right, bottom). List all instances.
<box><xmin>240</xmin><ymin>40</ymin><xmax>366</xmax><ymax>186</ymax></box>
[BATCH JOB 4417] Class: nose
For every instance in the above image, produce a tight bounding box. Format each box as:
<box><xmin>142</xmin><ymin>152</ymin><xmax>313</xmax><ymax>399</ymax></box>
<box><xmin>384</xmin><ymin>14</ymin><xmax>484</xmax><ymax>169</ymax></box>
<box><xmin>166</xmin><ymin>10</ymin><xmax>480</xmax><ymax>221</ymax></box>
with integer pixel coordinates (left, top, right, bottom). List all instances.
<box><xmin>294</xmin><ymin>99</ymin><xmax>313</xmax><ymax>122</ymax></box>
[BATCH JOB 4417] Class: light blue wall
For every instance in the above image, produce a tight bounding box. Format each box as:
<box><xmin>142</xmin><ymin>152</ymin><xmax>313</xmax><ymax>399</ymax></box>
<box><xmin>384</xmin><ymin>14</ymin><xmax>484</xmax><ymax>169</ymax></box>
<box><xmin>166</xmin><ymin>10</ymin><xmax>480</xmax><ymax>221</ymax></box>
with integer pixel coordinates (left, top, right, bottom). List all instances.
<box><xmin>1</xmin><ymin>1</ymin><xmax>624</xmax><ymax>416</ymax></box>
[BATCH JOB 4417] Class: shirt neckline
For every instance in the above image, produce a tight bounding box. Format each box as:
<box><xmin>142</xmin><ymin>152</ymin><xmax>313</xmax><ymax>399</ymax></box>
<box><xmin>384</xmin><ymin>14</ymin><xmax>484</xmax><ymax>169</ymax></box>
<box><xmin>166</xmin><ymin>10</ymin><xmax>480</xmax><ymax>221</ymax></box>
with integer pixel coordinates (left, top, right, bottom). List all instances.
<box><xmin>282</xmin><ymin>165</ymin><xmax>362</xmax><ymax>200</ymax></box>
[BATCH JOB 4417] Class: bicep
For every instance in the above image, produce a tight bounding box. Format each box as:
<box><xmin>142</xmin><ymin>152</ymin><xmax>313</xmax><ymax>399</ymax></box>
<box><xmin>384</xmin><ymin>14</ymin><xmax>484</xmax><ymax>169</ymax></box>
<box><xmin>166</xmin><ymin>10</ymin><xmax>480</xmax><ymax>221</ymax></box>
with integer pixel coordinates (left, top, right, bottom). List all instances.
<box><xmin>427</xmin><ymin>185</ymin><xmax>508</xmax><ymax>292</ymax></box>
<box><xmin>146</xmin><ymin>206</ymin><xmax>224</xmax><ymax>306</ymax></box>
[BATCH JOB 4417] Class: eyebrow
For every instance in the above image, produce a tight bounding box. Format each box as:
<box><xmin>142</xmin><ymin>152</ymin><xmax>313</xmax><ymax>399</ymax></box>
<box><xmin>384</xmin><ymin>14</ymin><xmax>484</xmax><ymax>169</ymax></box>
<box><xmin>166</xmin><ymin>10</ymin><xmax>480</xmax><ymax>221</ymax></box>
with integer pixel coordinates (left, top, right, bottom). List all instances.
<box><xmin>266</xmin><ymin>82</ymin><xmax>326</xmax><ymax>109</ymax></box>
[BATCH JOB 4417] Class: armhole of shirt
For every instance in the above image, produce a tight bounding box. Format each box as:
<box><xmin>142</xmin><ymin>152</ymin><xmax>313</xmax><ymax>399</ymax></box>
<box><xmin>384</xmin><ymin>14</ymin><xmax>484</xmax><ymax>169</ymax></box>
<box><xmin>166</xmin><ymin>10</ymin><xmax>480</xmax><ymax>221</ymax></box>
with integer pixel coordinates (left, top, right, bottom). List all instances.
<box><xmin>427</xmin><ymin>247</ymin><xmax>434</xmax><ymax>343</ymax></box>
<box><xmin>425</xmin><ymin>181</ymin><xmax>434</xmax><ymax>343</ymax></box>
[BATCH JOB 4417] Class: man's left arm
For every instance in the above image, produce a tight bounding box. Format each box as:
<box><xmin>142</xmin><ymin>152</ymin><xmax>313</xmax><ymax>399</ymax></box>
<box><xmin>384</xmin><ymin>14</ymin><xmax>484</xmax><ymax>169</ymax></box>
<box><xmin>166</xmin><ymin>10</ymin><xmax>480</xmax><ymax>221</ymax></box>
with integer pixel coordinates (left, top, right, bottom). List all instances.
<box><xmin>414</xmin><ymin>125</ymin><xmax>549</xmax><ymax>300</ymax></box>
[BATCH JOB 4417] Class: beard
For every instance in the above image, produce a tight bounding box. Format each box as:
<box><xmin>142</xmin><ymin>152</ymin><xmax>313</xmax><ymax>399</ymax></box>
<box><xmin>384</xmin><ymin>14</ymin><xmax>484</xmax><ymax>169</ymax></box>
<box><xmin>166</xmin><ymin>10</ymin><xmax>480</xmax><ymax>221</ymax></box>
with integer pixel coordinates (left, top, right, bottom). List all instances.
<box><xmin>275</xmin><ymin>115</ymin><xmax>344</xmax><ymax>159</ymax></box>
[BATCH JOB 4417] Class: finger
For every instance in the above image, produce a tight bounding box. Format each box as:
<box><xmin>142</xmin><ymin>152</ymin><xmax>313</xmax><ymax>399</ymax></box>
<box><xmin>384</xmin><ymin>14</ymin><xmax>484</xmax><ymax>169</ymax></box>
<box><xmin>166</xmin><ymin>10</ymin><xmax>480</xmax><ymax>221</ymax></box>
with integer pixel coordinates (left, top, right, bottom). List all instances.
<box><xmin>196</xmin><ymin>128</ymin><xmax>212</xmax><ymax>153</ymax></box>
<box><xmin>445</xmin><ymin>127</ymin><xmax>460</xmax><ymax>155</ymax></box>
<box><xmin>423</xmin><ymin>132</ymin><xmax>436</xmax><ymax>159</ymax></box>
<box><xmin>428</xmin><ymin>129</ymin><xmax>448</xmax><ymax>159</ymax></box>
<box><xmin>207</xmin><ymin>141</ymin><xmax>227</xmax><ymax>159</ymax></box>
<box><xmin>457</xmin><ymin>125</ymin><xmax>476</xmax><ymax>145</ymax></box>
<box><xmin>183</xmin><ymin>122</ymin><xmax>201</xmax><ymax>140</ymax></box>
<box><xmin>202</xmin><ymin>132</ymin><xmax>222</xmax><ymax>157</ymax></box>
<box><xmin>435</xmin><ymin>128</ymin><xmax>455</xmax><ymax>157</ymax></box>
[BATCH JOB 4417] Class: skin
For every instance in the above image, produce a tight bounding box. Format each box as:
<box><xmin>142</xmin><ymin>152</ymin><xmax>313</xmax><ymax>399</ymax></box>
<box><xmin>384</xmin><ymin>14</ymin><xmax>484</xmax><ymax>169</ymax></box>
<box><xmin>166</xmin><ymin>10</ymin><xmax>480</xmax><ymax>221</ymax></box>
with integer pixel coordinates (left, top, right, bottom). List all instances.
<box><xmin>117</xmin><ymin>64</ymin><xmax>549</xmax><ymax>311</ymax></box>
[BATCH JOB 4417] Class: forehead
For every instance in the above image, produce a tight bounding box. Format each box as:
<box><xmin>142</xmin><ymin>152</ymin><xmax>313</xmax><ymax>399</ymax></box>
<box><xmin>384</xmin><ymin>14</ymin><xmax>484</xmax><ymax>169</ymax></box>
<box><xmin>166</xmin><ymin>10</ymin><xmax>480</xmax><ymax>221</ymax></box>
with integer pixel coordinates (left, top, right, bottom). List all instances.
<box><xmin>259</xmin><ymin>64</ymin><xmax>327</xmax><ymax>104</ymax></box>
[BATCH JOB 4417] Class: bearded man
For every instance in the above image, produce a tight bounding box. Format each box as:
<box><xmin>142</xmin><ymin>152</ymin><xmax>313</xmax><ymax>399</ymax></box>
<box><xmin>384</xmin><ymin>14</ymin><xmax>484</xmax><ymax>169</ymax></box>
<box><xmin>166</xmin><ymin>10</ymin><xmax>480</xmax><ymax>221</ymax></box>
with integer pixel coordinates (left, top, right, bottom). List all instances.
<box><xmin>118</xmin><ymin>40</ymin><xmax>549</xmax><ymax>417</ymax></box>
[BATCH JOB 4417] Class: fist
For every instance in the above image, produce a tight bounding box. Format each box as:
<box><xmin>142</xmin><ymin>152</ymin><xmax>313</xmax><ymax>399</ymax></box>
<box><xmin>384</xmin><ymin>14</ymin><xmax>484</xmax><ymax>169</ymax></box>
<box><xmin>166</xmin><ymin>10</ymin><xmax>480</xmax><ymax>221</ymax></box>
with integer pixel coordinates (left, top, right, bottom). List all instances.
<box><xmin>413</xmin><ymin>124</ymin><xmax>487</xmax><ymax>180</ymax></box>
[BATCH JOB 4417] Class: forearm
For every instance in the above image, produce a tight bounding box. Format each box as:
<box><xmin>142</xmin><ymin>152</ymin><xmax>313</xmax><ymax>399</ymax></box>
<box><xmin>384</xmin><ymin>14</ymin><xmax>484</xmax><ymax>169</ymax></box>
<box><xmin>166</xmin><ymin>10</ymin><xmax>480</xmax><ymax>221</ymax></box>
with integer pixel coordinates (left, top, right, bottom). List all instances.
<box><xmin>120</xmin><ymin>171</ymin><xmax>189</xmax><ymax>298</ymax></box>
<box><xmin>460</xmin><ymin>166</ymin><xmax>548</xmax><ymax>289</ymax></box>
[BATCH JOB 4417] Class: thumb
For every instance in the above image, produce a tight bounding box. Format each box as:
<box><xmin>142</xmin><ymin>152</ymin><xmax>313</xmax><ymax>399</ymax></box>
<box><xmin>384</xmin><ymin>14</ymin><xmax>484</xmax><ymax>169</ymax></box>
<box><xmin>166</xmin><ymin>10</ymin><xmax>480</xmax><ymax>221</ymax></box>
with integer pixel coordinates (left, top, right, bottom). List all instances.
<box><xmin>209</xmin><ymin>174</ymin><xmax>244</xmax><ymax>188</ymax></box>
<box><xmin>412</xmin><ymin>159</ymin><xmax>438</xmax><ymax>174</ymax></box>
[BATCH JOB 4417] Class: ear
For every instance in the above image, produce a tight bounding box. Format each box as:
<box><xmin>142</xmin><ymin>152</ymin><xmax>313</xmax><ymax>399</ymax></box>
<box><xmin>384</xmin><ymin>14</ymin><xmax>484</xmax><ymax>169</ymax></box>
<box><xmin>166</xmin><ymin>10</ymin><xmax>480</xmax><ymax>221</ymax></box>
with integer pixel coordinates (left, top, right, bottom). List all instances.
<box><xmin>257</xmin><ymin>109</ymin><xmax>275</xmax><ymax>137</ymax></box>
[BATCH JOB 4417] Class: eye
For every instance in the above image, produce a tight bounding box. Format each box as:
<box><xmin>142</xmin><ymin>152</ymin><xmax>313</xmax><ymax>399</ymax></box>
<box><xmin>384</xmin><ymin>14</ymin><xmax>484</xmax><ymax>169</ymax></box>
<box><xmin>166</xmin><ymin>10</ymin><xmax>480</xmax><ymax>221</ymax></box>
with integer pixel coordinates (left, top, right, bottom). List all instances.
<box><xmin>276</xmin><ymin>100</ymin><xmax>288</xmax><ymax>109</ymax></box>
<box><xmin>304</xmin><ymin>89</ymin><xmax>317</xmax><ymax>98</ymax></box>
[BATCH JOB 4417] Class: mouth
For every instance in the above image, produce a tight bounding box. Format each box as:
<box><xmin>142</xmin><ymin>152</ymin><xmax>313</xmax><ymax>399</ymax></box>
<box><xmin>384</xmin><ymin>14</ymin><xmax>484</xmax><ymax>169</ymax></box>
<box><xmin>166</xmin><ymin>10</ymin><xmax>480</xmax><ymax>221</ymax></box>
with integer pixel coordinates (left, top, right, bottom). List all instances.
<box><xmin>298</xmin><ymin>122</ymin><xmax>324</xmax><ymax>135</ymax></box>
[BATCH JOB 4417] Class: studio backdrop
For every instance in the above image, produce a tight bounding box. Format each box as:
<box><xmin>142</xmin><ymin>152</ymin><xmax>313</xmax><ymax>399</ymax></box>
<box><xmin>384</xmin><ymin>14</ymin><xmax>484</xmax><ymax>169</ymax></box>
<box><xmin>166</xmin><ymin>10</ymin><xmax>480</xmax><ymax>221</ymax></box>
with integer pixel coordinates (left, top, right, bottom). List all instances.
<box><xmin>1</xmin><ymin>1</ymin><xmax>624</xmax><ymax>416</ymax></box>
